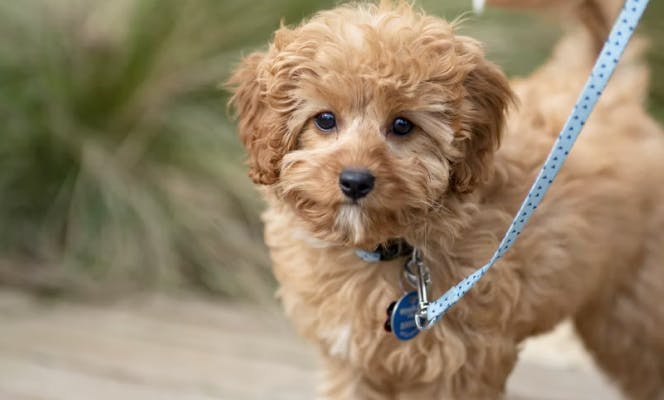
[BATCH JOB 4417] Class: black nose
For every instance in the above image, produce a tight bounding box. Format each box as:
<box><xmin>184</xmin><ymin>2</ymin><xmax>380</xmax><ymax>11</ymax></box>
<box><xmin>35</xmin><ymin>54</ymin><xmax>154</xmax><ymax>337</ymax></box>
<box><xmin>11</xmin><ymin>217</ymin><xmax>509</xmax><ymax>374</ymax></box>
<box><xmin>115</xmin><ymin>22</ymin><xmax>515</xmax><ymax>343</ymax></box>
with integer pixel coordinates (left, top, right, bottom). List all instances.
<box><xmin>339</xmin><ymin>169</ymin><xmax>375</xmax><ymax>200</ymax></box>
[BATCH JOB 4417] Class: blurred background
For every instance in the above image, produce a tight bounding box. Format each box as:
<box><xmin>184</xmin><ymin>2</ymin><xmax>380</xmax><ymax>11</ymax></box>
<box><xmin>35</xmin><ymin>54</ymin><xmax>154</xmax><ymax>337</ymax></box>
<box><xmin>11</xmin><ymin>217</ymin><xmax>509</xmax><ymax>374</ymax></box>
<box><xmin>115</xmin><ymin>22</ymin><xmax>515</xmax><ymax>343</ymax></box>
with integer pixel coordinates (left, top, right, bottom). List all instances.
<box><xmin>0</xmin><ymin>1</ymin><xmax>661</xmax><ymax>399</ymax></box>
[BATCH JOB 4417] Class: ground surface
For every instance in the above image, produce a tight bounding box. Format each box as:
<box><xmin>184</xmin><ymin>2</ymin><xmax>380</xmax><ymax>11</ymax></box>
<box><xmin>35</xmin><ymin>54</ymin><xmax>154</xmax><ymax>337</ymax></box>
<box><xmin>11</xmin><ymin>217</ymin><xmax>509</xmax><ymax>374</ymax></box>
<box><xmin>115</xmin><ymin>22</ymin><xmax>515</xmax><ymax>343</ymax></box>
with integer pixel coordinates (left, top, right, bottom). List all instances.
<box><xmin>0</xmin><ymin>289</ymin><xmax>623</xmax><ymax>400</ymax></box>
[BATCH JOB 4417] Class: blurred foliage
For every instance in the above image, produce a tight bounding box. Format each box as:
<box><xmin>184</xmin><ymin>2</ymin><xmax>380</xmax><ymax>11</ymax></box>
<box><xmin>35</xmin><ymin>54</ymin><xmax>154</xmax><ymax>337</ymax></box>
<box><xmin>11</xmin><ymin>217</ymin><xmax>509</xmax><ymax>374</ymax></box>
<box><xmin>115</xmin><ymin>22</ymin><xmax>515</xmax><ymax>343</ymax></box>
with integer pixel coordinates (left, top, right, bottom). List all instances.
<box><xmin>0</xmin><ymin>0</ymin><xmax>298</xmax><ymax>298</ymax></box>
<box><xmin>641</xmin><ymin>0</ymin><xmax>664</xmax><ymax>121</ymax></box>
<box><xmin>0</xmin><ymin>0</ymin><xmax>661</xmax><ymax>299</ymax></box>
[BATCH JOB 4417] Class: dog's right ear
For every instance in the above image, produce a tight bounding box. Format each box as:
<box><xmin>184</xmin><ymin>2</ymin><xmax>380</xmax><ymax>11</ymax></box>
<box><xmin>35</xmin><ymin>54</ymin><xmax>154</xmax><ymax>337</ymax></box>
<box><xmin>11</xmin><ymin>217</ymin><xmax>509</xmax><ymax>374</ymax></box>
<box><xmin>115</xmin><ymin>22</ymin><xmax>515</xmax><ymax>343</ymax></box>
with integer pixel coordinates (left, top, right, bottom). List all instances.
<box><xmin>227</xmin><ymin>25</ymin><xmax>300</xmax><ymax>185</ymax></box>
<box><xmin>227</xmin><ymin>52</ymin><xmax>281</xmax><ymax>185</ymax></box>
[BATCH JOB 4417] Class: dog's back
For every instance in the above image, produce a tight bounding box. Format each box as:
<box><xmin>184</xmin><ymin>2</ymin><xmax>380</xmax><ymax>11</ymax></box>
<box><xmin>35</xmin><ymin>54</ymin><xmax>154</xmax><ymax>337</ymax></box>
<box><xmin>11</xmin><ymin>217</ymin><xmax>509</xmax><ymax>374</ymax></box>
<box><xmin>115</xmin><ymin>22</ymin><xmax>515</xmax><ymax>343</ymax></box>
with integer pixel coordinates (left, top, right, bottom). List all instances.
<box><xmin>492</xmin><ymin>1</ymin><xmax>664</xmax><ymax>398</ymax></box>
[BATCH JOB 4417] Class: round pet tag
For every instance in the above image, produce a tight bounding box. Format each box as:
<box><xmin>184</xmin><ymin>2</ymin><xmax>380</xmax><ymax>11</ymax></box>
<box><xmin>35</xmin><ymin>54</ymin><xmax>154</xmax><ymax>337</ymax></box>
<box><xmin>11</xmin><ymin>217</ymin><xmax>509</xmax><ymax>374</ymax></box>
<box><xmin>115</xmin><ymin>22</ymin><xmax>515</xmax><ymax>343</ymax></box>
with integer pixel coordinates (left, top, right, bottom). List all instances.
<box><xmin>389</xmin><ymin>291</ymin><xmax>420</xmax><ymax>341</ymax></box>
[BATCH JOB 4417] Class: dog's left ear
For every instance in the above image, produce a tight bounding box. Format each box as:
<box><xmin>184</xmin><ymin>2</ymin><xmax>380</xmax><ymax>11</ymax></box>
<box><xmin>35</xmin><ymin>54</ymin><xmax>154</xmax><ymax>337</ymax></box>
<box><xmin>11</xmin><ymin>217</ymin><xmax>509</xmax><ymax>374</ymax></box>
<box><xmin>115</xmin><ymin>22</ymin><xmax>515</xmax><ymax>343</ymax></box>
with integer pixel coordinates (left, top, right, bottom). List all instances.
<box><xmin>451</xmin><ymin>37</ymin><xmax>514</xmax><ymax>193</ymax></box>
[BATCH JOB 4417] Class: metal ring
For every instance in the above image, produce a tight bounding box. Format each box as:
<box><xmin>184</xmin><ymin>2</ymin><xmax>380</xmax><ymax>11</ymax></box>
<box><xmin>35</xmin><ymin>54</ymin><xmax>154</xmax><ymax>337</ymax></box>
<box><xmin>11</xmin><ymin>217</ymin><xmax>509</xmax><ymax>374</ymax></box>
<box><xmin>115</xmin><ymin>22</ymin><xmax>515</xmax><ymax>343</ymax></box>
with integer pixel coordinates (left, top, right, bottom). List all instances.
<box><xmin>414</xmin><ymin>307</ymin><xmax>432</xmax><ymax>331</ymax></box>
<box><xmin>399</xmin><ymin>267</ymin><xmax>418</xmax><ymax>291</ymax></box>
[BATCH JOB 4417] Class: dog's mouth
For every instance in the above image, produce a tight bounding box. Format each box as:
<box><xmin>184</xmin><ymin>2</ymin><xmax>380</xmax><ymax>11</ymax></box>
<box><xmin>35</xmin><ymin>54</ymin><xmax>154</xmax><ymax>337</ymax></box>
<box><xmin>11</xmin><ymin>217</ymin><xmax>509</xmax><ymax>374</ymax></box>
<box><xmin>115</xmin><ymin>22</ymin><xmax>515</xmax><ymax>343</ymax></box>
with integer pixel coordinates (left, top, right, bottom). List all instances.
<box><xmin>342</xmin><ymin>198</ymin><xmax>365</xmax><ymax>207</ymax></box>
<box><xmin>332</xmin><ymin>202</ymin><xmax>417</xmax><ymax>248</ymax></box>
<box><xmin>280</xmin><ymin>175</ymin><xmax>425</xmax><ymax>248</ymax></box>
<box><xmin>333</xmin><ymin>203</ymin><xmax>367</xmax><ymax>243</ymax></box>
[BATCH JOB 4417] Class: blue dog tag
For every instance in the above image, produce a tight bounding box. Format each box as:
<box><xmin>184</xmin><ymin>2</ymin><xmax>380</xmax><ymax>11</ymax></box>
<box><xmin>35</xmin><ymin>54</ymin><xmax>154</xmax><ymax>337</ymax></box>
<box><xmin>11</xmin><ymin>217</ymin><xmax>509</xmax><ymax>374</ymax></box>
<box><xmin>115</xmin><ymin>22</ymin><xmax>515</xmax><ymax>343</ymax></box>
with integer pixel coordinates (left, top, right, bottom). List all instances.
<box><xmin>390</xmin><ymin>291</ymin><xmax>420</xmax><ymax>341</ymax></box>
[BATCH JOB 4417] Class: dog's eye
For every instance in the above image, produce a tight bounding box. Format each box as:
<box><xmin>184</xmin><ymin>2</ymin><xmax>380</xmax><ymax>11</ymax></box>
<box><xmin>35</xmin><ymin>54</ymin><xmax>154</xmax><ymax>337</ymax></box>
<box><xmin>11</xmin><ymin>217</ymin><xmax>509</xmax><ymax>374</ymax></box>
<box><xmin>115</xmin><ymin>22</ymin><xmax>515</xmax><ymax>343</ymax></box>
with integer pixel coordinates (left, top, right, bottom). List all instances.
<box><xmin>313</xmin><ymin>112</ymin><xmax>336</xmax><ymax>132</ymax></box>
<box><xmin>391</xmin><ymin>117</ymin><xmax>414</xmax><ymax>136</ymax></box>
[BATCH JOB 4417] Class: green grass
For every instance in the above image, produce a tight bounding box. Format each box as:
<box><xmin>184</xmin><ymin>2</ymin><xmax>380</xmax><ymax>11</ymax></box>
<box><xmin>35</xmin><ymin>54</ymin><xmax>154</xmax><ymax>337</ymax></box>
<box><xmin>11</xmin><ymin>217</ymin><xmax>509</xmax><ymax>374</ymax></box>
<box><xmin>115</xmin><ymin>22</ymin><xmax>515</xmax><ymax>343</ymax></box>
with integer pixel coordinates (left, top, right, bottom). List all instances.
<box><xmin>0</xmin><ymin>0</ymin><xmax>661</xmax><ymax>299</ymax></box>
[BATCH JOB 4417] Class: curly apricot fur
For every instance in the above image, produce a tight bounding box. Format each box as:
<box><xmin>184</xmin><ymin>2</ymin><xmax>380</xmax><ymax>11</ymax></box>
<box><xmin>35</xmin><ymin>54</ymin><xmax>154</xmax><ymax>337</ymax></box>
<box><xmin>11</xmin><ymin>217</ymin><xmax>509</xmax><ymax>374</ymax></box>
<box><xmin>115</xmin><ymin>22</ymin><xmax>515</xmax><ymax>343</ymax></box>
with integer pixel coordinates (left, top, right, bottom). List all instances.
<box><xmin>229</xmin><ymin>2</ymin><xmax>664</xmax><ymax>399</ymax></box>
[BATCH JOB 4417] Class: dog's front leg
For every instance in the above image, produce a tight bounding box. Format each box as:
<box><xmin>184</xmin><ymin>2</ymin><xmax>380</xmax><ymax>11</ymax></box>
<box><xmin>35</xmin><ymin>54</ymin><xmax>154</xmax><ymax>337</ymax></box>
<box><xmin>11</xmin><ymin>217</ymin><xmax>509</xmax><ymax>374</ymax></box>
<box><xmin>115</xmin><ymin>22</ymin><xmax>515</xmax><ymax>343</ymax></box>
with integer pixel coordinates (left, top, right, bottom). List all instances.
<box><xmin>317</xmin><ymin>356</ymin><xmax>398</xmax><ymax>400</ymax></box>
<box><xmin>317</xmin><ymin>363</ymin><xmax>510</xmax><ymax>400</ymax></box>
<box><xmin>317</xmin><ymin>338</ymin><xmax>517</xmax><ymax>400</ymax></box>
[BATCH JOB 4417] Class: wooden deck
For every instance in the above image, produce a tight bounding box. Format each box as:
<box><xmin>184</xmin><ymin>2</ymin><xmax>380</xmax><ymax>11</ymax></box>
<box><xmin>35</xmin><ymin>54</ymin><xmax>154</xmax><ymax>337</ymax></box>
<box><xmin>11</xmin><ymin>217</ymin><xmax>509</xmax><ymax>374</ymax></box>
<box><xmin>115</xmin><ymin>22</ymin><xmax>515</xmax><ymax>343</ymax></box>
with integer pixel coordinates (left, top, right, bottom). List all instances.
<box><xmin>0</xmin><ymin>289</ymin><xmax>623</xmax><ymax>400</ymax></box>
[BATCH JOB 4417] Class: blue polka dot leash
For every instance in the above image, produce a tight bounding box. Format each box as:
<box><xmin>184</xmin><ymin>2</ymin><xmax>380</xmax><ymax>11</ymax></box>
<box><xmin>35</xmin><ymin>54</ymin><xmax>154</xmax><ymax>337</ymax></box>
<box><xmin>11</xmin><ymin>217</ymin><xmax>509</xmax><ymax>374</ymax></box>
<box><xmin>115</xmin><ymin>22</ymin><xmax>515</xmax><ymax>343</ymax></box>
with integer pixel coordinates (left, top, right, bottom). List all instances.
<box><xmin>379</xmin><ymin>0</ymin><xmax>650</xmax><ymax>341</ymax></box>
<box><xmin>425</xmin><ymin>0</ymin><xmax>650</xmax><ymax>327</ymax></box>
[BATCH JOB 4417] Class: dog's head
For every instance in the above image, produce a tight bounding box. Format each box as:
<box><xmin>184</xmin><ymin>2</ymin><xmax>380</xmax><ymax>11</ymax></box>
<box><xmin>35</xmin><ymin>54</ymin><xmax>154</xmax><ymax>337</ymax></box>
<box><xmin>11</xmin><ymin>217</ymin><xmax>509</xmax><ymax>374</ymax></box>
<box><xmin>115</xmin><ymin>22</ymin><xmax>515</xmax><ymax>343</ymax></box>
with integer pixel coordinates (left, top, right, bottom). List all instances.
<box><xmin>228</xmin><ymin>3</ymin><xmax>512</xmax><ymax>247</ymax></box>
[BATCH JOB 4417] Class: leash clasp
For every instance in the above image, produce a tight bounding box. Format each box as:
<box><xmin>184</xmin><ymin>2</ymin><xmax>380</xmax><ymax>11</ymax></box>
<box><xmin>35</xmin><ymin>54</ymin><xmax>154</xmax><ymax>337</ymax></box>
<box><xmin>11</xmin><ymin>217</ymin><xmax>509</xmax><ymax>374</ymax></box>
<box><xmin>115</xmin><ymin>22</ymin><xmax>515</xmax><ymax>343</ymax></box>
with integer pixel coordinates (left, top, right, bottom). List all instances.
<box><xmin>385</xmin><ymin>248</ymin><xmax>432</xmax><ymax>340</ymax></box>
<box><xmin>405</xmin><ymin>249</ymin><xmax>432</xmax><ymax>331</ymax></box>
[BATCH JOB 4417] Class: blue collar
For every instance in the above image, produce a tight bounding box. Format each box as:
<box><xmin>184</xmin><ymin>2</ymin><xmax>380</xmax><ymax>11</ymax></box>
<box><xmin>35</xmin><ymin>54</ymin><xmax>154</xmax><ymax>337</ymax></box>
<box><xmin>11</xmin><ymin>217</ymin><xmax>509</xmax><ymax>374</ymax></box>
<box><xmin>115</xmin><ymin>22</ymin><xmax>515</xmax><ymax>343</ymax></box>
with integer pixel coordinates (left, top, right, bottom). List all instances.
<box><xmin>355</xmin><ymin>239</ymin><xmax>413</xmax><ymax>263</ymax></box>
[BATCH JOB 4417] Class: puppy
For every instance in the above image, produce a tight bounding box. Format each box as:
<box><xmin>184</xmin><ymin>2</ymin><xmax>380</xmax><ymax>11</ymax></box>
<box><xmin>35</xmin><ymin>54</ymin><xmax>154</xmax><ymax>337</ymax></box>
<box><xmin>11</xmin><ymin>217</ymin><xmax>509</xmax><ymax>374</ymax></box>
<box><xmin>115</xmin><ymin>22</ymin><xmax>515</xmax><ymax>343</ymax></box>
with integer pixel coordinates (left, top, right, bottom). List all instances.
<box><xmin>228</xmin><ymin>1</ymin><xmax>664</xmax><ymax>398</ymax></box>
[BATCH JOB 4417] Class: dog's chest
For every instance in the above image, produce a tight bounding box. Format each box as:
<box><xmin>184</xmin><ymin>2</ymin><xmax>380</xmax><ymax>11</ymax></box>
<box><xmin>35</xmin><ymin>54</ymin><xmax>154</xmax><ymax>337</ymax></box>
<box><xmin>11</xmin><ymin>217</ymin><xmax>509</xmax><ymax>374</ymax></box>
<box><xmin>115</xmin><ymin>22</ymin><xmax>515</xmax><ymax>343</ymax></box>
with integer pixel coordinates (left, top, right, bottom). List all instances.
<box><xmin>265</xmin><ymin>226</ymin><xmax>469</xmax><ymax>377</ymax></box>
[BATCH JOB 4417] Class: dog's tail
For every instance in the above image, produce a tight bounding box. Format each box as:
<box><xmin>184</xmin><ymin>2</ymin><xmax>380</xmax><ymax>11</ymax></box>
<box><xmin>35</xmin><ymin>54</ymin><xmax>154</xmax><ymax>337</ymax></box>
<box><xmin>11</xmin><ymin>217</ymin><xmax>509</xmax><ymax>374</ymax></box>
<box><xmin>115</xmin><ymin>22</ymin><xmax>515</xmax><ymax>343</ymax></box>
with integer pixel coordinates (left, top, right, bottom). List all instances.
<box><xmin>486</xmin><ymin>0</ymin><xmax>623</xmax><ymax>53</ymax></box>
<box><xmin>488</xmin><ymin>0</ymin><xmax>650</xmax><ymax>104</ymax></box>
<box><xmin>574</xmin><ymin>0</ymin><xmax>623</xmax><ymax>54</ymax></box>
